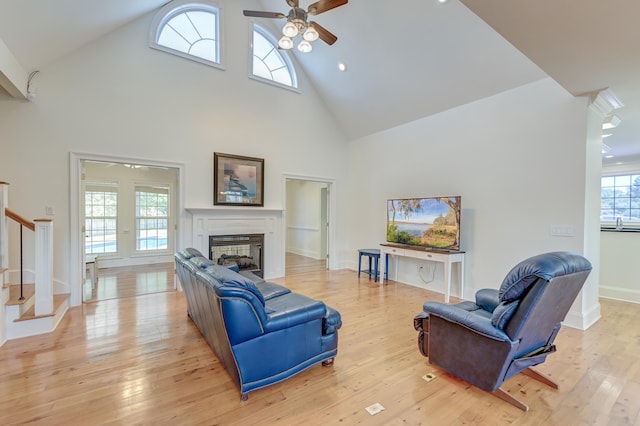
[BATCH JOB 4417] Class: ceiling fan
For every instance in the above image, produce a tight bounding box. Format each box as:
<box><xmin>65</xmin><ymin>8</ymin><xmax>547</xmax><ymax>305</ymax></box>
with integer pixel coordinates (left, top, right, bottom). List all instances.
<box><xmin>243</xmin><ymin>0</ymin><xmax>348</xmax><ymax>52</ymax></box>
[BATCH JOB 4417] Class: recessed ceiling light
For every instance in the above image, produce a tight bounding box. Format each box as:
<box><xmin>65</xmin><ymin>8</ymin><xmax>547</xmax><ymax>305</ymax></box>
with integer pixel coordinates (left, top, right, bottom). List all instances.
<box><xmin>437</xmin><ymin>0</ymin><xmax>449</xmax><ymax>3</ymax></box>
<box><xmin>337</xmin><ymin>62</ymin><xmax>347</xmax><ymax>72</ymax></box>
<box><xmin>605</xmin><ymin>155</ymin><xmax>614</xmax><ymax>159</ymax></box>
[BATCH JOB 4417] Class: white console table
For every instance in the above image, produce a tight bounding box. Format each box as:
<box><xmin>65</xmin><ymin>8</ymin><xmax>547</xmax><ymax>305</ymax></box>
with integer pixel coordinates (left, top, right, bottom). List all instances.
<box><xmin>380</xmin><ymin>244</ymin><xmax>465</xmax><ymax>303</ymax></box>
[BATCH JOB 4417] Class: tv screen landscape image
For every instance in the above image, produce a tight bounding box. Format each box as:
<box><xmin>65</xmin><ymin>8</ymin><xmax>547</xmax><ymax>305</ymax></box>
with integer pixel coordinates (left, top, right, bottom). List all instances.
<box><xmin>386</xmin><ymin>196</ymin><xmax>461</xmax><ymax>251</ymax></box>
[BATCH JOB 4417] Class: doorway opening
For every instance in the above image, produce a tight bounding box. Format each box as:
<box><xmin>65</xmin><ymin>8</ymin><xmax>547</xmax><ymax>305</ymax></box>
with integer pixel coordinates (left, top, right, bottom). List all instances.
<box><xmin>70</xmin><ymin>153</ymin><xmax>184</xmax><ymax>305</ymax></box>
<box><xmin>284</xmin><ymin>178</ymin><xmax>332</xmax><ymax>275</ymax></box>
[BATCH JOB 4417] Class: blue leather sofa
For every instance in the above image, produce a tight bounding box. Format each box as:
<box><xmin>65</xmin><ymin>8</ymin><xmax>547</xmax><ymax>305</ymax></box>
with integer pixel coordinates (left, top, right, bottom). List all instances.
<box><xmin>175</xmin><ymin>248</ymin><xmax>342</xmax><ymax>400</ymax></box>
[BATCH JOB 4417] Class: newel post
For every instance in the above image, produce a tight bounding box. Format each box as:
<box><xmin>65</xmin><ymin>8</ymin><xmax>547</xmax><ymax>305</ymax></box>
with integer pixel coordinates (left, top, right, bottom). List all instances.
<box><xmin>0</xmin><ymin>182</ymin><xmax>8</xmax><ymax>270</ymax></box>
<box><xmin>34</xmin><ymin>218</ymin><xmax>54</xmax><ymax>315</ymax></box>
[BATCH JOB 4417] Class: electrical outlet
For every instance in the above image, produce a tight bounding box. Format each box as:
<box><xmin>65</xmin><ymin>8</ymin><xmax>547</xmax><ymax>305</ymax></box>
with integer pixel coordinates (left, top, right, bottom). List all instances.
<box><xmin>422</xmin><ymin>373</ymin><xmax>437</xmax><ymax>382</ymax></box>
<box><xmin>46</xmin><ymin>205</ymin><xmax>55</xmax><ymax>215</ymax></box>
<box><xmin>365</xmin><ymin>403</ymin><xmax>385</xmax><ymax>415</ymax></box>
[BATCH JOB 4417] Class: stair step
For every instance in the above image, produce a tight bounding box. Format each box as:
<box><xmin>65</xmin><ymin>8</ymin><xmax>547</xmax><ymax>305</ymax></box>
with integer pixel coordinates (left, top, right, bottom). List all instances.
<box><xmin>14</xmin><ymin>294</ymin><xmax>69</xmax><ymax>322</ymax></box>
<box><xmin>6</xmin><ymin>283</ymin><xmax>35</xmax><ymax>305</ymax></box>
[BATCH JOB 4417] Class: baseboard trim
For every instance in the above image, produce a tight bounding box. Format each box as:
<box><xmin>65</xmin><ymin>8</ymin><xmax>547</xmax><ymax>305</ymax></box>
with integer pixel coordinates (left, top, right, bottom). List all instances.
<box><xmin>599</xmin><ymin>285</ymin><xmax>640</xmax><ymax>304</ymax></box>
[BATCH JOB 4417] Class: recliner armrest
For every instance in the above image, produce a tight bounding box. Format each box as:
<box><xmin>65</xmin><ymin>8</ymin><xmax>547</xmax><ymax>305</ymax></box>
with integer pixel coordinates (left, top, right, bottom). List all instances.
<box><xmin>423</xmin><ymin>302</ymin><xmax>511</xmax><ymax>342</ymax></box>
<box><xmin>475</xmin><ymin>288</ymin><xmax>500</xmax><ymax>313</ymax></box>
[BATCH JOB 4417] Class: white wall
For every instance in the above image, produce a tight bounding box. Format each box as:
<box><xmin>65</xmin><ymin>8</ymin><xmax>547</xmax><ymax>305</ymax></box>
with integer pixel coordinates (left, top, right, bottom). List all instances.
<box><xmin>600</xmin><ymin>231</ymin><xmax>640</xmax><ymax>303</ymax></box>
<box><xmin>0</xmin><ymin>1</ymin><xmax>350</xmax><ymax>302</ymax></box>
<box><xmin>347</xmin><ymin>78</ymin><xmax>597</xmax><ymax>326</ymax></box>
<box><xmin>0</xmin><ymin>2</ymin><xmax>607</xmax><ymax>328</ymax></box>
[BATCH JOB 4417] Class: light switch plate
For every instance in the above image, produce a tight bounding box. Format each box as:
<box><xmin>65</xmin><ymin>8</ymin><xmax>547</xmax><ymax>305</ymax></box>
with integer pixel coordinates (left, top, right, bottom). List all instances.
<box><xmin>550</xmin><ymin>225</ymin><xmax>575</xmax><ymax>237</ymax></box>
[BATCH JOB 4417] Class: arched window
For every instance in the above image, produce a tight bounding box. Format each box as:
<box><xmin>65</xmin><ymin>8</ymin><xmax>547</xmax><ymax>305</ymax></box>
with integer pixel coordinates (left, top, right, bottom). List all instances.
<box><xmin>251</xmin><ymin>25</ymin><xmax>298</xmax><ymax>90</ymax></box>
<box><xmin>150</xmin><ymin>0</ymin><xmax>223</xmax><ymax>68</ymax></box>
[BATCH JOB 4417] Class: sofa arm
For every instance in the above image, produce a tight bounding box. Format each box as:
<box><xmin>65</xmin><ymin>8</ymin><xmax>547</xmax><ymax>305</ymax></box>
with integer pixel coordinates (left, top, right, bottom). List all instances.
<box><xmin>264</xmin><ymin>293</ymin><xmax>327</xmax><ymax>333</ymax></box>
<box><xmin>422</xmin><ymin>302</ymin><xmax>511</xmax><ymax>342</ymax></box>
<box><xmin>323</xmin><ymin>307</ymin><xmax>342</xmax><ymax>334</ymax></box>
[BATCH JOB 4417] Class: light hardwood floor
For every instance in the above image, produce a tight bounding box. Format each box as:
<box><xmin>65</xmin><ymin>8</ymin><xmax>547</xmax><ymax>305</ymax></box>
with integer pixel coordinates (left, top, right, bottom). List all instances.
<box><xmin>83</xmin><ymin>263</ymin><xmax>176</xmax><ymax>303</ymax></box>
<box><xmin>1</xmin><ymin>269</ymin><xmax>639</xmax><ymax>425</ymax></box>
<box><xmin>285</xmin><ymin>252</ymin><xmax>327</xmax><ymax>276</ymax></box>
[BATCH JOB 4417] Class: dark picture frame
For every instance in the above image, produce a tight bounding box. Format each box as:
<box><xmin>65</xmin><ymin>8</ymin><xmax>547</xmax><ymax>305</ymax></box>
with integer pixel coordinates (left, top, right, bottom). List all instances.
<box><xmin>213</xmin><ymin>153</ymin><xmax>264</xmax><ymax>206</ymax></box>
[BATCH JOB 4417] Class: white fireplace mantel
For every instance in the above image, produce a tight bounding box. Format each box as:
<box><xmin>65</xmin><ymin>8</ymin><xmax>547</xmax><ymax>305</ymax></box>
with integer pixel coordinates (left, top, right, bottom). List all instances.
<box><xmin>186</xmin><ymin>207</ymin><xmax>284</xmax><ymax>279</ymax></box>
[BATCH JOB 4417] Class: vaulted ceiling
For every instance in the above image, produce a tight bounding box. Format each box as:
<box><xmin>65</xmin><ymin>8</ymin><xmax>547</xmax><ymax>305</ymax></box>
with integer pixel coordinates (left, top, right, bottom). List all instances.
<box><xmin>0</xmin><ymin>0</ymin><xmax>638</xmax><ymax>164</ymax></box>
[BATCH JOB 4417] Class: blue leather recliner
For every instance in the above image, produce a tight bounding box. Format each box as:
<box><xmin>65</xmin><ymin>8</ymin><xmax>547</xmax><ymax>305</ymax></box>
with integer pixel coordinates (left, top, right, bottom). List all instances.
<box><xmin>175</xmin><ymin>248</ymin><xmax>342</xmax><ymax>400</ymax></box>
<box><xmin>414</xmin><ymin>251</ymin><xmax>592</xmax><ymax>411</ymax></box>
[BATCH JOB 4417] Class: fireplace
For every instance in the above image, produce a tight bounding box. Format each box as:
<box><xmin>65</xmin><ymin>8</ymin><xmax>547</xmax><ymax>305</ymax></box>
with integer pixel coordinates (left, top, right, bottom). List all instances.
<box><xmin>209</xmin><ymin>234</ymin><xmax>264</xmax><ymax>278</ymax></box>
<box><xmin>188</xmin><ymin>207</ymin><xmax>283</xmax><ymax>278</ymax></box>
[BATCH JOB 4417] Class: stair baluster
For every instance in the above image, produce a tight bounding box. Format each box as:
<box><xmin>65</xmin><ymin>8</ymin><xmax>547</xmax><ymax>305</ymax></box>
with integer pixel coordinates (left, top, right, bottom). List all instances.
<box><xmin>19</xmin><ymin>224</ymin><xmax>24</xmax><ymax>301</ymax></box>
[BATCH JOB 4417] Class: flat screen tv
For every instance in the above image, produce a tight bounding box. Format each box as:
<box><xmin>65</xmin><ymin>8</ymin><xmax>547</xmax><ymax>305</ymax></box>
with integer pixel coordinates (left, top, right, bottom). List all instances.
<box><xmin>386</xmin><ymin>196</ymin><xmax>461</xmax><ymax>251</ymax></box>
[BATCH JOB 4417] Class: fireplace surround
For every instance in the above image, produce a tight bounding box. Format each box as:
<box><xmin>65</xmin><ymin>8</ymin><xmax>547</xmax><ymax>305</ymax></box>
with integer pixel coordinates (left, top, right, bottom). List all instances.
<box><xmin>188</xmin><ymin>208</ymin><xmax>284</xmax><ymax>279</ymax></box>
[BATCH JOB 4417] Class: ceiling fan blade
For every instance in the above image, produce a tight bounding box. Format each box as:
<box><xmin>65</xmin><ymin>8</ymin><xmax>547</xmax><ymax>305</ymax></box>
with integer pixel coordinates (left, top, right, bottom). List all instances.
<box><xmin>310</xmin><ymin>21</ymin><xmax>338</xmax><ymax>45</ymax></box>
<box><xmin>243</xmin><ymin>10</ymin><xmax>286</xmax><ymax>19</ymax></box>
<box><xmin>286</xmin><ymin>0</ymin><xmax>299</xmax><ymax>7</ymax></box>
<box><xmin>307</xmin><ymin>0</ymin><xmax>348</xmax><ymax>15</ymax></box>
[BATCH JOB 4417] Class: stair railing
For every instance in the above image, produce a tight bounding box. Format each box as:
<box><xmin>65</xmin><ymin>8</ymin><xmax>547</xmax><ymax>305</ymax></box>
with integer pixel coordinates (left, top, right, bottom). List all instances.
<box><xmin>5</xmin><ymin>208</ymin><xmax>35</xmax><ymax>302</ymax></box>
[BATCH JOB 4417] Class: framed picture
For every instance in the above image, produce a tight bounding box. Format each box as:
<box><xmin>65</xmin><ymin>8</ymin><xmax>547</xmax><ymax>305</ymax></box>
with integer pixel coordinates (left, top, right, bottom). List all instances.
<box><xmin>214</xmin><ymin>153</ymin><xmax>264</xmax><ymax>206</ymax></box>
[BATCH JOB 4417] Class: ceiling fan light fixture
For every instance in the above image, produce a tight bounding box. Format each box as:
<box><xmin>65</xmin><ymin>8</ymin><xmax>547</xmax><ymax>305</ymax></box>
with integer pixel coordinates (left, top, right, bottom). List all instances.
<box><xmin>303</xmin><ymin>25</ymin><xmax>319</xmax><ymax>41</ymax></box>
<box><xmin>298</xmin><ymin>39</ymin><xmax>313</xmax><ymax>53</ymax></box>
<box><xmin>282</xmin><ymin>21</ymin><xmax>299</xmax><ymax>37</ymax></box>
<box><xmin>279</xmin><ymin>36</ymin><xmax>294</xmax><ymax>50</ymax></box>
<box><xmin>244</xmin><ymin>1</ymin><xmax>345</xmax><ymax>54</ymax></box>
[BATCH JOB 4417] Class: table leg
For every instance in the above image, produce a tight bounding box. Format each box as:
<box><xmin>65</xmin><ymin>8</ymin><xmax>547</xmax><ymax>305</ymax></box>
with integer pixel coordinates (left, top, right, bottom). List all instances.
<box><xmin>444</xmin><ymin>259</ymin><xmax>451</xmax><ymax>303</ymax></box>
<box><xmin>374</xmin><ymin>255</ymin><xmax>379</xmax><ymax>282</ymax></box>
<box><xmin>460</xmin><ymin>258</ymin><xmax>465</xmax><ymax>300</ymax></box>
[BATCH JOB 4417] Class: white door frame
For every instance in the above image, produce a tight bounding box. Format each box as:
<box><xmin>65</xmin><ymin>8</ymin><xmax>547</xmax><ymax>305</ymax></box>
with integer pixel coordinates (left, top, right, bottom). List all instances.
<box><xmin>69</xmin><ymin>152</ymin><xmax>186</xmax><ymax>306</ymax></box>
<box><xmin>282</xmin><ymin>173</ymin><xmax>336</xmax><ymax>270</ymax></box>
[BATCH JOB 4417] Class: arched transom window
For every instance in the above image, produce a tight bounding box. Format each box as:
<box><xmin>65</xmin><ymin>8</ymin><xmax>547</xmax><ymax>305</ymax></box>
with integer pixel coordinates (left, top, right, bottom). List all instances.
<box><xmin>251</xmin><ymin>25</ymin><xmax>297</xmax><ymax>90</ymax></box>
<box><xmin>150</xmin><ymin>0</ymin><xmax>223</xmax><ymax>68</ymax></box>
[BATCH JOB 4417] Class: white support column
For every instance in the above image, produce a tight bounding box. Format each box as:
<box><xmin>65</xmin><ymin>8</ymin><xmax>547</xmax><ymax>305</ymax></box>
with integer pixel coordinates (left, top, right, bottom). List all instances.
<box><xmin>34</xmin><ymin>219</ymin><xmax>53</xmax><ymax>316</ymax></box>
<box><xmin>0</xmin><ymin>182</ymin><xmax>8</xmax><ymax>269</ymax></box>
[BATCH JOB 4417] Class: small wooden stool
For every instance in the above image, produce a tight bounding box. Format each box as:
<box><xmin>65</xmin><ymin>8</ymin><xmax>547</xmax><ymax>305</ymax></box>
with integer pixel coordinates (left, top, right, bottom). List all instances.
<box><xmin>358</xmin><ymin>249</ymin><xmax>381</xmax><ymax>282</ymax></box>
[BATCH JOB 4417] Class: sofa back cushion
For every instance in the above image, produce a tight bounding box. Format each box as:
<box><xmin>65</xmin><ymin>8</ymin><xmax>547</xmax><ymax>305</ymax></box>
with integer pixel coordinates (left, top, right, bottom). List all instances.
<box><xmin>204</xmin><ymin>264</ymin><xmax>266</xmax><ymax>306</ymax></box>
<box><xmin>190</xmin><ymin>256</ymin><xmax>215</xmax><ymax>269</ymax></box>
<box><xmin>179</xmin><ymin>248</ymin><xmax>204</xmax><ymax>259</ymax></box>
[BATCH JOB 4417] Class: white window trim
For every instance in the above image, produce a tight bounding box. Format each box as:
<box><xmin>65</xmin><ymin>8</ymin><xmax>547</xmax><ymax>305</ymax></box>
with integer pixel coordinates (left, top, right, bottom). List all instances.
<box><xmin>149</xmin><ymin>0</ymin><xmax>225</xmax><ymax>70</ymax></box>
<box><xmin>248</xmin><ymin>22</ymin><xmax>300</xmax><ymax>93</ymax></box>
<box><xmin>600</xmin><ymin>172</ymin><xmax>640</xmax><ymax>230</ymax></box>
<box><xmin>84</xmin><ymin>180</ymin><xmax>120</xmax><ymax>257</ymax></box>
<box><xmin>133</xmin><ymin>182</ymin><xmax>173</xmax><ymax>255</ymax></box>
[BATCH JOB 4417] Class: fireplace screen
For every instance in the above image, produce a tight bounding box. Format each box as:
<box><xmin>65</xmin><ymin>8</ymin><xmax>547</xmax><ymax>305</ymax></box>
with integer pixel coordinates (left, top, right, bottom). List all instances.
<box><xmin>209</xmin><ymin>234</ymin><xmax>264</xmax><ymax>278</ymax></box>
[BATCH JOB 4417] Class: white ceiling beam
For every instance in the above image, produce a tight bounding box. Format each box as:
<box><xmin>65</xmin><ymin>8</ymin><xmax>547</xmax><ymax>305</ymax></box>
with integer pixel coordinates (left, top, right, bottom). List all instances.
<box><xmin>0</xmin><ymin>37</ymin><xmax>27</xmax><ymax>99</ymax></box>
